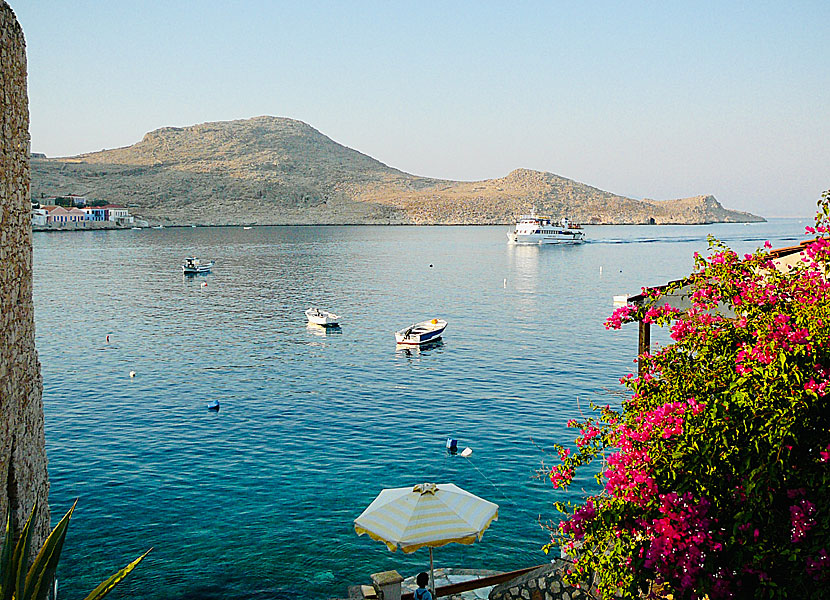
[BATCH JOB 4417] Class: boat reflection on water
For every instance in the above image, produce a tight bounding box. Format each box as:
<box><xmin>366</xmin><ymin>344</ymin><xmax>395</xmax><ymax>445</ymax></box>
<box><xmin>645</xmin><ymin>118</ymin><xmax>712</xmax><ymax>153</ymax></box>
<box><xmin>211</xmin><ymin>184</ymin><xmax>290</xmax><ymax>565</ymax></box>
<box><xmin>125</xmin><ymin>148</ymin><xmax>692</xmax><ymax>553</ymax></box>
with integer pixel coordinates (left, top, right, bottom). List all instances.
<box><xmin>508</xmin><ymin>244</ymin><xmax>541</xmax><ymax>295</ymax></box>
<box><xmin>395</xmin><ymin>338</ymin><xmax>444</xmax><ymax>357</ymax></box>
<box><xmin>306</xmin><ymin>322</ymin><xmax>343</xmax><ymax>336</ymax></box>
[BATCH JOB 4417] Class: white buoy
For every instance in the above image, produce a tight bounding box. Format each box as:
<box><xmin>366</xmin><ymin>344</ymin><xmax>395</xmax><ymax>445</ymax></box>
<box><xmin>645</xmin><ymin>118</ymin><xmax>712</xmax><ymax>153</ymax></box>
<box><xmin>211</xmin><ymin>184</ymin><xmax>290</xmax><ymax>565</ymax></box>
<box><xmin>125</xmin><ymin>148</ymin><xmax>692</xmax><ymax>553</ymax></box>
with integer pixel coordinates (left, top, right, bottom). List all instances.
<box><xmin>599</xmin><ymin>266</ymin><xmax>603</xmax><ymax>275</ymax></box>
<box><xmin>503</xmin><ymin>278</ymin><xmax>506</xmax><ymax>288</ymax></box>
<box><xmin>129</xmin><ymin>371</ymin><xmax>136</xmax><ymax>378</ymax></box>
<box><xmin>201</xmin><ymin>281</ymin><xmax>207</xmax><ymax>287</ymax></box>
<box><xmin>460</xmin><ymin>447</ymin><xmax>473</xmax><ymax>458</ymax></box>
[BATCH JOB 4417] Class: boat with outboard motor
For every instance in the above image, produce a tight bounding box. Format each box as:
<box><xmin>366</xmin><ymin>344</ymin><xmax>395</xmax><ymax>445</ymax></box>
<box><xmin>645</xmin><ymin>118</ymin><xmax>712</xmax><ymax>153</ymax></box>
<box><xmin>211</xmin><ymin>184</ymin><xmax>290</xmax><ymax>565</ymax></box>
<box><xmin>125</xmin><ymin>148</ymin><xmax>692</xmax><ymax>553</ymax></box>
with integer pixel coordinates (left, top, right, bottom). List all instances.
<box><xmin>395</xmin><ymin>318</ymin><xmax>447</xmax><ymax>345</ymax></box>
<box><xmin>305</xmin><ymin>307</ymin><xmax>340</xmax><ymax>326</ymax></box>
<box><xmin>182</xmin><ymin>257</ymin><xmax>214</xmax><ymax>274</ymax></box>
<box><xmin>507</xmin><ymin>212</ymin><xmax>585</xmax><ymax>245</ymax></box>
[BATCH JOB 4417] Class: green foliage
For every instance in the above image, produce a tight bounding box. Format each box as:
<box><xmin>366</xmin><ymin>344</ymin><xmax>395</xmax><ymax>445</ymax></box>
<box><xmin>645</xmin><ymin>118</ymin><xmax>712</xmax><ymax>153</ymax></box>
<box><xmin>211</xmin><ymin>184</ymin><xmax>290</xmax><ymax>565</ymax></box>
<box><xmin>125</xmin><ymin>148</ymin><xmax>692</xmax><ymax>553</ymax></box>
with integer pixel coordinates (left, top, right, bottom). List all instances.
<box><xmin>546</xmin><ymin>190</ymin><xmax>830</xmax><ymax>599</ymax></box>
<box><xmin>0</xmin><ymin>502</ymin><xmax>150</xmax><ymax>600</ymax></box>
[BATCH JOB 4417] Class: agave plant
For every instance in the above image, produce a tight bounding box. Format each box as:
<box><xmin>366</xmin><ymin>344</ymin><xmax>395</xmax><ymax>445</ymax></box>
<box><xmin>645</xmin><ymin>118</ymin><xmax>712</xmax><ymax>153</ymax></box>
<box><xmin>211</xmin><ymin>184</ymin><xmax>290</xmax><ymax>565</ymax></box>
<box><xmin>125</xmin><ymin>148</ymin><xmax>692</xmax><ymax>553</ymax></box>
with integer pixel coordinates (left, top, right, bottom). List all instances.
<box><xmin>0</xmin><ymin>501</ymin><xmax>150</xmax><ymax>600</ymax></box>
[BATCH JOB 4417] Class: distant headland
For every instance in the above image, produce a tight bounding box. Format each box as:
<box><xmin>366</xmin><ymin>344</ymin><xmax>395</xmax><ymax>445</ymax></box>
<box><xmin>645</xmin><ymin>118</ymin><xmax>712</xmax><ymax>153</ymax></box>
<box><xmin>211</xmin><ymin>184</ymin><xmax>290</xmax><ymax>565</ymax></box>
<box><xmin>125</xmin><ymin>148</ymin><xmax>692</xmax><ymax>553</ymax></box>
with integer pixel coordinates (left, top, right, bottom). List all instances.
<box><xmin>30</xmin><ymin>116</ymin><xmax>764</xmax><ymax>226</ymax></box>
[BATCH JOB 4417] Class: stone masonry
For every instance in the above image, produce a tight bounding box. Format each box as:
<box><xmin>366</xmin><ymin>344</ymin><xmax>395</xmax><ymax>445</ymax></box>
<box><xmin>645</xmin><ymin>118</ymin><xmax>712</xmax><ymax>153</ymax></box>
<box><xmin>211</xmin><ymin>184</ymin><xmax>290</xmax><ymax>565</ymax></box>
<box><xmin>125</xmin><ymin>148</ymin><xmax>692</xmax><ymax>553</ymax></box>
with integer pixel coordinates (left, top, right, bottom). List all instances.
<box><xmin>0</xmin><ymin>0</ymin><xmax>51</xmax><ymax>546</ymax></box>
<box><xmin>489</xmin><ymin>561</ymin><xmax>597</xmax><ymax>600</ymax></box>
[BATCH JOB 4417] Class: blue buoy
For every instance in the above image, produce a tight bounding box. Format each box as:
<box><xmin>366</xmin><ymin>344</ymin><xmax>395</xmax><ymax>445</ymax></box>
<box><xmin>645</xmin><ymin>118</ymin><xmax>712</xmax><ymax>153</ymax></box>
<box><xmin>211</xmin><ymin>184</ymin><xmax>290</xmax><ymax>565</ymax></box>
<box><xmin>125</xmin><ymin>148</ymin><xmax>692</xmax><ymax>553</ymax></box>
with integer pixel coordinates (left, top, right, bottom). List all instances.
<box><xmin>207</xmin><ymin>400</ymin><xmax>220</xmax><ymax>411</ymax></box>
<box><xmin>446</xmin><ymin>438</ymin><xmax>458</xmax><ymax>454</ymax></box>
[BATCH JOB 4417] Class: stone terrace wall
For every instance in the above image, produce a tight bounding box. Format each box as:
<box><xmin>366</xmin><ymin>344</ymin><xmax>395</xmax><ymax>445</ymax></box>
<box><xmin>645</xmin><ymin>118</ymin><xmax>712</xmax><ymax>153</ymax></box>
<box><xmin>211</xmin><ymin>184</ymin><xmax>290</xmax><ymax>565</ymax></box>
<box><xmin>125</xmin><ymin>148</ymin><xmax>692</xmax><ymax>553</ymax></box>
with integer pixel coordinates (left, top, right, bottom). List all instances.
<box><xmin>0</xmin><ymin>0</ymin><xmax>51</xmax><ymax>545</ymax></box>
<box><xmin>489</xmin><ymin>561</ymin><xmax>597</xmax><ymax>600</ymax></box>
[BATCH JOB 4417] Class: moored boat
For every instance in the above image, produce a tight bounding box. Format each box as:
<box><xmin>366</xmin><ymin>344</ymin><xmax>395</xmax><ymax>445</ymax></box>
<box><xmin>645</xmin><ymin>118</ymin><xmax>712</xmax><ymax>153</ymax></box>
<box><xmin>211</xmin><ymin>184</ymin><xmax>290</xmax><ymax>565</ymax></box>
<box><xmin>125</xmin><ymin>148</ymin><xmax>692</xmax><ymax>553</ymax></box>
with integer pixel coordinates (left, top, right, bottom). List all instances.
<box><xmin>182</xmin><ymin>257</ymin><xmax>214</xmax><ymax>274</ymax></box>
<box><xmin>305</xmin><ymin>307</ymin><xmax>340</xmax><ymax>326</ymax></box>
<box><xmin>507</xmin><ymin>212</ymin><xmax>585</xmax><ymax>245</ymax></box>
<box><xmin>395</xmin><ymin>318</ymin><xmax>447</xmax><ymax>345</ymax></box>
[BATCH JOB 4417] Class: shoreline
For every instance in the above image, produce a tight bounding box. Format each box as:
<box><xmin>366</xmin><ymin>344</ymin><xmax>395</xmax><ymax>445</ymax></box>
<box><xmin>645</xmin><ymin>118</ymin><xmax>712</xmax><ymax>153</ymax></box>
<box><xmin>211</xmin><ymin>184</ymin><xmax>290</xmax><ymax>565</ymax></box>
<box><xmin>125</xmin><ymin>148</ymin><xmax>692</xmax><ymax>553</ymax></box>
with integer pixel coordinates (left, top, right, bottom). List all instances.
<box><xmin>31</xmin><ymin>219</ymin><xmax>782</xmax><ymax>233</ymax></box>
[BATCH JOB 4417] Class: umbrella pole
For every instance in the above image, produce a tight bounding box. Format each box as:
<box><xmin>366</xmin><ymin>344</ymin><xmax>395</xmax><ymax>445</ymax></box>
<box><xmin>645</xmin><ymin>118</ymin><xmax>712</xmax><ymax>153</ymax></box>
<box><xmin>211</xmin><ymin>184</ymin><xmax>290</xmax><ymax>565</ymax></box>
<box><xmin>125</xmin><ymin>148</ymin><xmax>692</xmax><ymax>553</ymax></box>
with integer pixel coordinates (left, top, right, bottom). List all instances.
<box><xmin>429</xmin><ymin>547</ymin><xmax>435</xmax><ymax>598</ymax></box>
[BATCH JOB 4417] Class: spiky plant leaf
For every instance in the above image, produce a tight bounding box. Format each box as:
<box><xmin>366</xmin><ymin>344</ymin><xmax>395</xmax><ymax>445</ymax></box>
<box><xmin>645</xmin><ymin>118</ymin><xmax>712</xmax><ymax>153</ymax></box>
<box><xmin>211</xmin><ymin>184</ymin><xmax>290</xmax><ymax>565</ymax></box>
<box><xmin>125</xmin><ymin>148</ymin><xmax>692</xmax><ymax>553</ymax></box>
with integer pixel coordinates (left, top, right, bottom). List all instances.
<box><xmin>22</xmin><ymin>500</ymin><xmax>77</xmax><ymax>600</ymax></box>
<box><xmin>80</xmin><ymin>548</ymin><xmax>151</xmax><ymax>600</ymax></box>
<box><xmin>11</xmin><ymin>503</ymin><xmax>36</xmax><ymax>600</ymax></box>
<box><xmin>1</xmin><ymin>510</ymin><xmax>14</xmax><ymax>600</ymax></box>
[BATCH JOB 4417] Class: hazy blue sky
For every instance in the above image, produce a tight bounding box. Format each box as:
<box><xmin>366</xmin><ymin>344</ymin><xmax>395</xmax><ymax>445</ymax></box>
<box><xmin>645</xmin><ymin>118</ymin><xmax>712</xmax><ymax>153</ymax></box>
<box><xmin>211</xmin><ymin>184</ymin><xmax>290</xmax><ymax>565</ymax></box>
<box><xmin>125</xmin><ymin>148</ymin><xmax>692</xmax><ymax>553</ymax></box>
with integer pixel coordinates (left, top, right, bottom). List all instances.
<box><xmin>13</xmin><ymin>1</ymin><xmax>829</xmax><ymax>217</ymax></box>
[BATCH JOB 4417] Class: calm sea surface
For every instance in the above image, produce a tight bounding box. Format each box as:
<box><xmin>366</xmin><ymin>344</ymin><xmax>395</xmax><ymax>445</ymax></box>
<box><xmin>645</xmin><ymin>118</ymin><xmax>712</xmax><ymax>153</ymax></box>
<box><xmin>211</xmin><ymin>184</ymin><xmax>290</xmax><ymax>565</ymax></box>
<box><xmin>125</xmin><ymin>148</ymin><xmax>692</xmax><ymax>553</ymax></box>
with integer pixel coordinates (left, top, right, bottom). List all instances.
<box><xmin>32</xmin><ymin>219</ymin><xmax>809</xmax><ymax>599</ymax></box>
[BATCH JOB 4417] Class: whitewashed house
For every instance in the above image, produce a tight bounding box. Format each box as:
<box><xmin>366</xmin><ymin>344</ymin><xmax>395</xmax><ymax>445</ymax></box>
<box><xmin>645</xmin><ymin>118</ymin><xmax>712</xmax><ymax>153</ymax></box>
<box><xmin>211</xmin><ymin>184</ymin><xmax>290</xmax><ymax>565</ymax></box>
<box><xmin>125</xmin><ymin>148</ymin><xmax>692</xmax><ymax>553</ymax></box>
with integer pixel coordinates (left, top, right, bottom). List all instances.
<box><xmin>31</xmin><ymin>208</ymin><xmax>48</xmax><ymax>226</ymax></box>
<box><xmin>102</xmin><ymin>204</ymin><xmax>134</xmax><ymax>224</ymax></box>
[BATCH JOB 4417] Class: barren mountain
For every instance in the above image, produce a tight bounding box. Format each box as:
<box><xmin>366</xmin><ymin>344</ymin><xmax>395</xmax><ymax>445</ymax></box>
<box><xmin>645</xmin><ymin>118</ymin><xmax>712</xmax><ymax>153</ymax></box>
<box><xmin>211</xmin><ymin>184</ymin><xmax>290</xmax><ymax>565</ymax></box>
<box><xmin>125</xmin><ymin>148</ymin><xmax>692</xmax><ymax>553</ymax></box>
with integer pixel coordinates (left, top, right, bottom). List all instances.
<box><xmin>30</xmin><ymin>116</ymin><xmax>764</xmax><ymax>225</ymax></box>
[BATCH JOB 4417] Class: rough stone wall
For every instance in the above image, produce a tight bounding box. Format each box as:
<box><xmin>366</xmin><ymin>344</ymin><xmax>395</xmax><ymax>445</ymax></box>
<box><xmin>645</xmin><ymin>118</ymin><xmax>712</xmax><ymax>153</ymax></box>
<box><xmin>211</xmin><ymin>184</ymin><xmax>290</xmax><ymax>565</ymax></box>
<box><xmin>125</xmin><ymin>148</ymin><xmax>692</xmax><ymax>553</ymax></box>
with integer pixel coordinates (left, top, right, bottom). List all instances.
<box><xmin>489</xmin><ymin>562</ymin><xmax>597</xmax><ymax>600</ymax></box>
<box><xmin>0</xmin><ymin>0</ymin><xmax>51</xmax><ymax>546</ymax></box>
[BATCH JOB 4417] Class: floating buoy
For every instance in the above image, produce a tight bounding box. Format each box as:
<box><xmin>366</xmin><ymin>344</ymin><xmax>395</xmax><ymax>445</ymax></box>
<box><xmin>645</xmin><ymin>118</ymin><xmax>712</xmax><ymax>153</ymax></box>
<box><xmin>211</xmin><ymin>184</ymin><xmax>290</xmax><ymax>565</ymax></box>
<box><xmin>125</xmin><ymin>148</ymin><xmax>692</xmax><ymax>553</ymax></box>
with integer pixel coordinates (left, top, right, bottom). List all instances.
<box><xmin>129</xmin><ymin>371</ymin><xmax>136</xmax><ymax>378</ymax></box>
<box><xmin>207</xmin><ymin>400</ymin><xmax>220</xmax><ymax>411</ymax></box>
<box><xmin>460</xmin><ymin>447</ymin><xmax>473</xmax><ymax>458</ymax></box>
<box><xmin>105</xmin><ymin>335</ymin><xmax>110</xmax><ymax>343</ymax></box>
<box><xmin>446</xmin><ymin>438</ymin><xmax>458</xmax><ymax>454</ymax></box>
<box><xmin>503</xmin><ymin>278</ymin><xmax>506</xmax><ymax>288</ymax></box>
<box><xmin>429</xmin><ymin>264</ymin><xmax>433</xmax><ymax>268</ymax></box>
<box><xmin>201</xmin><ymin>281</ymin><xmax>208</xmax><ymax>287</ymax></box>
<box><xmin>599</xmin><ymin>266</ymin><xmax>603</xmax><ymax>275</ymax></box>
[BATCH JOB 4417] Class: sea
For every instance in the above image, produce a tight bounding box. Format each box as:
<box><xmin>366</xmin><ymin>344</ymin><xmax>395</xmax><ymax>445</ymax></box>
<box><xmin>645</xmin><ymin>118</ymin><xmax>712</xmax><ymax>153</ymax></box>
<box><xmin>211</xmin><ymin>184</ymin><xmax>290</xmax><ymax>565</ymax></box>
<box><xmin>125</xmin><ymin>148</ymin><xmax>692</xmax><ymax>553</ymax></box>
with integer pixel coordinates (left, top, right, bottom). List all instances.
<box><xmin>32</xmin><ymin>219</ymin><xmax>810</xmax><ymax>600</ymax></box>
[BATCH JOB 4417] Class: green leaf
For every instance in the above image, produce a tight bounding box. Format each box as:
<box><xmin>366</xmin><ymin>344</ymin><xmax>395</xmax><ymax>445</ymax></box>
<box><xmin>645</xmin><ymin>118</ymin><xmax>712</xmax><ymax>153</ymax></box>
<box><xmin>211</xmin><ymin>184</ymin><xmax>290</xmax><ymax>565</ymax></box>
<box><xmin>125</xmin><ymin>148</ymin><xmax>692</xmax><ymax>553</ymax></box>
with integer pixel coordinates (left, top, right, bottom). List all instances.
<box><xmin>11</xmin><ymin>503</ymin><xmax>36</xmax><ymax>600</ymax></box>
<box><xmin>22</xmin><ymin>500</ymin><xmax>77</xmax><ymax>600</ymax></box>
<box><xmin>1</xmin><ymin>510</ymin><xmax>13</xmax><ymax>600</ymax></box>
<box><xmin>80</xmin><ymin>548</ymin><xmax>151</xmax><ymax>600</ymax></box>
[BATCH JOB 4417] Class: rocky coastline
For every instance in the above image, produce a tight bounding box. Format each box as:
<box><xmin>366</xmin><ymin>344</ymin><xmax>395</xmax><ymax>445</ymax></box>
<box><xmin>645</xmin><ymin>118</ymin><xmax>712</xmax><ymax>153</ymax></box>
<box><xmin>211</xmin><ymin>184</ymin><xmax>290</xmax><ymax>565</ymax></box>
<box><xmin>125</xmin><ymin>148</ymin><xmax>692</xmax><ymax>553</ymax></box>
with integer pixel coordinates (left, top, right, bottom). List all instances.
<box><xmin>31</xmin><ymin>116</ymin><xmax>764</xmax><ymax>227</ymax></box>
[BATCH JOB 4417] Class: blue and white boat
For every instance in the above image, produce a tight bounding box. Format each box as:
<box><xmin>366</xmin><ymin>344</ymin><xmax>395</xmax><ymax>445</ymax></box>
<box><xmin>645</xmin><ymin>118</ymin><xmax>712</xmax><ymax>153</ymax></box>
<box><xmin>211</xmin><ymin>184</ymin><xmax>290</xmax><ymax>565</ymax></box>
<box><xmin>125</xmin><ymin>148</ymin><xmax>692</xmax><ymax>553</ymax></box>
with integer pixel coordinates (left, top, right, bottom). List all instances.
<box><xmin>182</xmin><ymin>256</ymin><xmax>214</xmax><ymax>274</ymax></box>
<box><xmin>395</xmin><ymin>319</ymin><xmax>447</xmax><ymax>345</ymax></box>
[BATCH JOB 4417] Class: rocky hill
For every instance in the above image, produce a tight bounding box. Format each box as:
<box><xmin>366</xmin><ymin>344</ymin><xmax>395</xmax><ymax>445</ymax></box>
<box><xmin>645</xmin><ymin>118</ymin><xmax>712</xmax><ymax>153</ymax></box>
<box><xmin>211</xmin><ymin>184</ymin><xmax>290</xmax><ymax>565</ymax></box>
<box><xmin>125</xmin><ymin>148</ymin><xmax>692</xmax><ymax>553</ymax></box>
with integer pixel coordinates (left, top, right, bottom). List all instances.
<box><xmin>30</xmin><ymin>116</ymin><xmax>764</xmax><ymax>225</ymax></box>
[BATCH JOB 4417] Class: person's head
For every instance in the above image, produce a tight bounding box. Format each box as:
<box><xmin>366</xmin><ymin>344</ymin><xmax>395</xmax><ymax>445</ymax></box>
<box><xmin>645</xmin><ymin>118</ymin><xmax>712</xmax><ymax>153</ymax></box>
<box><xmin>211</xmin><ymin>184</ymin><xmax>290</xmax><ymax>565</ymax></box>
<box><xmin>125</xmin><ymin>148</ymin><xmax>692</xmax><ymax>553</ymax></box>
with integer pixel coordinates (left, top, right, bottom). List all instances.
<box><xmin>416</xmin><ymin>572</ymin><xmax>429</xmax><ymax>589</ymax></box>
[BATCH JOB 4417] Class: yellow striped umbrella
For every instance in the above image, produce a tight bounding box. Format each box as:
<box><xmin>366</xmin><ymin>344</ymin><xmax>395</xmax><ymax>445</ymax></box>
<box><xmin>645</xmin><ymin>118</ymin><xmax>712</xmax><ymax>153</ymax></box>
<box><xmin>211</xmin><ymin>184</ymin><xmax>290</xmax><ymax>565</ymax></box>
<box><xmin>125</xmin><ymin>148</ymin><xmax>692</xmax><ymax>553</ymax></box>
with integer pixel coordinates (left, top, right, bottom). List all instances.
<box><xmin>354</xmin><ymin>483</ymin><xmax>498</xmax><ymax>595</ymax></box>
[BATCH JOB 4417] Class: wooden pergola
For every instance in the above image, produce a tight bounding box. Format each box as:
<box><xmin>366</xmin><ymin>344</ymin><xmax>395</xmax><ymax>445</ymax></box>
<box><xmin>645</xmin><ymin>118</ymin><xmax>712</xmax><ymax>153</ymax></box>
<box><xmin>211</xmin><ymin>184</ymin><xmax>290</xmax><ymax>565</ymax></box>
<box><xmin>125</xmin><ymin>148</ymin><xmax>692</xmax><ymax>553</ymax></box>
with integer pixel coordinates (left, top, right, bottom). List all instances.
<box><xmin>624</xmin><ymin>240</ymin><xmax>816</xmax><ymax>374</ymax></box>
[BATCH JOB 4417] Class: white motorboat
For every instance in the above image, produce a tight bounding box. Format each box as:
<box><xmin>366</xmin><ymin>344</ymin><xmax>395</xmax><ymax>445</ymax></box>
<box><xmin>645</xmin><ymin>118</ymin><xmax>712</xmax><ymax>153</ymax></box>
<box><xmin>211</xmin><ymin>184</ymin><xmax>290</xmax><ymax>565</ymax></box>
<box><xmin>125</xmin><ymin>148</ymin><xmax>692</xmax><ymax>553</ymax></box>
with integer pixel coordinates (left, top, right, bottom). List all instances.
<box><xmin>507</xmin><ymin>212</ymin><xmax>585</xmax><ymax>245</ymax></box>
<box><xmin>182</xmin><ymin>257</ymin><xmax>214</xmax><ymax>274</ymax></box>
<box><xmin>305</xmin><ymin>307</ymin><xmax>340</xmax><ymax>326</ymax></box>
<box><xmin>395</xmin><ymin>319</ymin><xmax>447</xmax><ymax>345</ymax></box>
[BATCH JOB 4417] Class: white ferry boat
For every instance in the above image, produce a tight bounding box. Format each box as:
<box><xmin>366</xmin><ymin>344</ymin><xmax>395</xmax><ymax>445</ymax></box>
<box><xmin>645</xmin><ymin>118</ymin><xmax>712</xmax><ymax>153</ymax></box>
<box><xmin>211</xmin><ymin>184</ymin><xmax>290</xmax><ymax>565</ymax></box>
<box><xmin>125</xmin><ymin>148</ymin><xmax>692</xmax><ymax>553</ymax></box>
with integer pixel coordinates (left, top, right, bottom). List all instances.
<box><xmin>507</xmin><ymin>213</ymin><xmax>585</xmax><ymax>245</ymax></box>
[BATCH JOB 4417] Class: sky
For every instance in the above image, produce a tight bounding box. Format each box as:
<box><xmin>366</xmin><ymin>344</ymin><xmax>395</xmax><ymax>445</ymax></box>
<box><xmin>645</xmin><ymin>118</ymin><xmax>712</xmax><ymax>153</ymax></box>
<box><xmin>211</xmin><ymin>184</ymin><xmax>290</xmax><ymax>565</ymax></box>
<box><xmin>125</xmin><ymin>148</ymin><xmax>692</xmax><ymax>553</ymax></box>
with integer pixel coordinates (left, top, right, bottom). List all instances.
<box><xmin>12</xmin><ymin>1</ymin><xmax>830</xmax><ymax>217</ymax></box>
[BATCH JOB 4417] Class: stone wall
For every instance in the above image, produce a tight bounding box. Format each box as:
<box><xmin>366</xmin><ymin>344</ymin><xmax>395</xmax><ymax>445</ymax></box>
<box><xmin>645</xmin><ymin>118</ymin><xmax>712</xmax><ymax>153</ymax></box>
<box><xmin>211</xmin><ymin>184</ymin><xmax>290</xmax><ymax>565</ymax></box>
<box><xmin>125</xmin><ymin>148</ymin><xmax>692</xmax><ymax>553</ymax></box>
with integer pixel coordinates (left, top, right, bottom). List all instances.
<box><xmin>489</xmin><ymin>561</ymin><xmax>597</xmax><ymax>600</ymax></box>
<box><xmin>0</xmin><ymin>0</ymin><xmax>51</xmax><ymax>545</ymax></box>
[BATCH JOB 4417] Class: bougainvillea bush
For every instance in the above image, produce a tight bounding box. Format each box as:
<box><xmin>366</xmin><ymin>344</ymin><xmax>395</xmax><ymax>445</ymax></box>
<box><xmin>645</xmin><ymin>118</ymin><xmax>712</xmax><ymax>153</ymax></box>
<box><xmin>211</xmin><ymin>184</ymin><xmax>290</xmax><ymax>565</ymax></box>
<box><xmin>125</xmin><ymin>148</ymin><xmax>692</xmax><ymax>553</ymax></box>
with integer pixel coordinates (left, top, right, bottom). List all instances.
<box><xmin>548</xmin><ymin>191</ymin><xmax>830</xmax><ymax>599</ymax></box>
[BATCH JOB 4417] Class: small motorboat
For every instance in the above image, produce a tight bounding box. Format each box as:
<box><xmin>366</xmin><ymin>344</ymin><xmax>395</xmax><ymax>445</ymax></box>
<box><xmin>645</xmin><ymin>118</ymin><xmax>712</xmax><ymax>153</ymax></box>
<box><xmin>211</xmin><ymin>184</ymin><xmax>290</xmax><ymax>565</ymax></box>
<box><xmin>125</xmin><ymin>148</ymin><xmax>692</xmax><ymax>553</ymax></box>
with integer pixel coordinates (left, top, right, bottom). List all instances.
<box><xmin>305</xmin><ymin>307</ymin><xmax>340</xmax><ymax>326</ymax></box>
<box><xmin>395</xmin><ymin>318</ymin><xmax>447</xmax><ymax>345</ymax></box>
<box><xmin>182</xmin><ymin>257</ymin><xmax>214</xmax><ymax>274</ymax></box>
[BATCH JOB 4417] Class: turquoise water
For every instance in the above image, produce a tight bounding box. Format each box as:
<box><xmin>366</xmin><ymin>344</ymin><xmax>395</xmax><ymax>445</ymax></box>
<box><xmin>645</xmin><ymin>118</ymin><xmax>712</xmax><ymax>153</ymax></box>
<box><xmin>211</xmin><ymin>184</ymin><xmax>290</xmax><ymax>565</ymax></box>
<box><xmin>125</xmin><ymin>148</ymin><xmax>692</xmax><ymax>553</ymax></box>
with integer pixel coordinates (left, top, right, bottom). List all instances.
<box><xmin>32</xmin><ymin>220</ymin><xmax>810</xmax><ymax>599</ymax></box>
